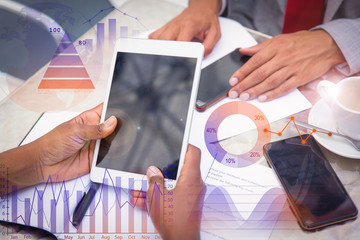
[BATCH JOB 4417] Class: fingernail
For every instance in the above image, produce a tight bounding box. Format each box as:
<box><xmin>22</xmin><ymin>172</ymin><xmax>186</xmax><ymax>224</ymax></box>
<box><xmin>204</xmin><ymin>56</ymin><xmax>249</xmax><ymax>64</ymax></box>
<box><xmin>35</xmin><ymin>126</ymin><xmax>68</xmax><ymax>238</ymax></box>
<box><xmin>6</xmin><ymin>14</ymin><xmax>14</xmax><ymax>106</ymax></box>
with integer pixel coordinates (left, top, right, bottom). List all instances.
<box><xmin>229</xmin><ymin>77</ymin><xmax>239</xmax><ymax>86</ymax></box>
<box><xmin>240</xmin><ymin>92</ymin><xmax>250</xmax><ymax>101</ymax></box>
<box><xmin>258</xmin><ymin>95</ymin><xmax>267</xmax><ymax>102</ymax></box>
<box><xmin>147</xmin><ymin>166</ymin><xmax>159</xmax><ymax>178</ymax></box>
<box><xmin>228</xmin><ymin>91</ymin><xmax>238</xmax><ymax>99</ymax></box>
<box><xmin>104</xmin><ymin>116</ymin><xmax>116</xmax><ymax>128</ymax></box>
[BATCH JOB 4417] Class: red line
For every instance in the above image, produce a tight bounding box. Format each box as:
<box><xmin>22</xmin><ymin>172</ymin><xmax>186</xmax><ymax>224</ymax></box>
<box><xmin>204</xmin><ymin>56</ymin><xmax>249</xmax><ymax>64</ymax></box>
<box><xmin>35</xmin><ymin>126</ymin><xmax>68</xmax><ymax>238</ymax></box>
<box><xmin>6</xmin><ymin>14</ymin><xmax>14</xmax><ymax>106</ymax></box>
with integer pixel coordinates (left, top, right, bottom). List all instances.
<box><xmin>265</xmin><ymin>116</ymin><xmax>331</xmax><ymax>144</ymax></box>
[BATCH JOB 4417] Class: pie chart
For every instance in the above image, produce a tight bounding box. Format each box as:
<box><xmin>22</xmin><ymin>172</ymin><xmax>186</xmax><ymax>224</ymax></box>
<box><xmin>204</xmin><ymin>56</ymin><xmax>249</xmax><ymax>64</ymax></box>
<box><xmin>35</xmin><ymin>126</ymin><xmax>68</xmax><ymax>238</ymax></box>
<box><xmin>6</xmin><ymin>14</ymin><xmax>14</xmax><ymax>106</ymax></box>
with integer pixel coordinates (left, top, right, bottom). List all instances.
<box><xmin>204</xmin><ymin>101</ymin><xmax>271</xmax><ymax>168</ymax></box>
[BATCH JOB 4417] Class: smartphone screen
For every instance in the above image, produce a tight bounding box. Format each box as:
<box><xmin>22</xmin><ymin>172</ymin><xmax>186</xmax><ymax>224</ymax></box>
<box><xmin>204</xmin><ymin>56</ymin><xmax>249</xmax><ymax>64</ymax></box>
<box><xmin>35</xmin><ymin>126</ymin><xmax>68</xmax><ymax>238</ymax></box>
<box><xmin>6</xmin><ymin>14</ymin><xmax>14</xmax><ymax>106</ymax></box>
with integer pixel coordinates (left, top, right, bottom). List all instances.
<box><xmin>196</xmin><ymin>48</ymin><xmax>250</xmax><ymax>111</ymax></box>
<box><xmin>264</xmin><ymin>135</ymin><xmax>358</xmax><ymax>230</ymax></box>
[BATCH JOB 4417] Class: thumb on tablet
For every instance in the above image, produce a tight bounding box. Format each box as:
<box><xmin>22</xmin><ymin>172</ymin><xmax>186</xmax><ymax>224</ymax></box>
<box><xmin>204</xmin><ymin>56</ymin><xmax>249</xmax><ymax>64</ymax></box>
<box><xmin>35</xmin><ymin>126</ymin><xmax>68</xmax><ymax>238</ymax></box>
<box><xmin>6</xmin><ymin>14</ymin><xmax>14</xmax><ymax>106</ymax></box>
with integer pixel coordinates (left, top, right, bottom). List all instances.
<box><xmin>146</xmin><ymin>166</ymin><xmax>165</xmax><ymax>233</ymax></box>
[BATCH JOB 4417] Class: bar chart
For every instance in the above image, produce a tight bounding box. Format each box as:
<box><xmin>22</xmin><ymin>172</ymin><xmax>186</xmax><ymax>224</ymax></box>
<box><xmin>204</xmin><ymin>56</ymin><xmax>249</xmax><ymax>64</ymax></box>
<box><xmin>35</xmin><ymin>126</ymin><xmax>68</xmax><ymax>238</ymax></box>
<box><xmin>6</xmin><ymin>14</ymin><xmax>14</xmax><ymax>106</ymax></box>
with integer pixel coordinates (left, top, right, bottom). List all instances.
<box><xmin>93</xmin><ymin>18</ymin><xmax>142</xmax><ymax>51</ymax></box>
<box><xmin>1</xmin><ymin>169</ymin><xmax>159</xmax><ymax>237</ymax></box>
<box><xmin>37</xmin><ymin>17</ymin><xmax>142</xmax><ymax>90</ymax></box>
<box><xmin>38</xmin><ymin>33</ymin><xmax>94</xmax><ymax>90</ymax></box>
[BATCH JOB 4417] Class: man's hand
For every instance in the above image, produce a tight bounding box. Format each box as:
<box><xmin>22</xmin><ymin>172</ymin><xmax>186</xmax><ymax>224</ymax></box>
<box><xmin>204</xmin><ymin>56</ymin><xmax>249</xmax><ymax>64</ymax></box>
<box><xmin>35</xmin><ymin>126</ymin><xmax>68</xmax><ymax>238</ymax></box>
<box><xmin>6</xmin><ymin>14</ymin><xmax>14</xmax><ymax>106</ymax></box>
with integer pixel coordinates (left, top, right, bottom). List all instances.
<box><xmin>149</xmin><ymin>0</ymin><xmax>222</xmax><ymax>56</ymax></box>
<box><xmin>37</xmin><ymin>104</ymin><xmax>117</xmax><ymax>182</ymax></box>
<box><xmin>131</xmin><ymin>145</ymin><xmax>205</xmax><ymax>240</ymax></box>
<box><xmin>228</xmin><ymin>30</ymin><xmax>346</xmax><ymax>101</ymax></box>
<box><xmin>0</xmin><ymin>104</ymin><xmax>117</xmax><ymax>193</ymax></box>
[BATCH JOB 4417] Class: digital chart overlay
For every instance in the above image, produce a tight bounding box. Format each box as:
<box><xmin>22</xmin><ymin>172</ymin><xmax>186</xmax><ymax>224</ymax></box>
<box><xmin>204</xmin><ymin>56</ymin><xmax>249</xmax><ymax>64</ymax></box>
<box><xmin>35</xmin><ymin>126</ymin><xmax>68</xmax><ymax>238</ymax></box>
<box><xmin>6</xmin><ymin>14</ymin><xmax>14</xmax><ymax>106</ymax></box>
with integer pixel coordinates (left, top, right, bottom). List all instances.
<box><xmin>204</xmin><ymin>101</ymin><xmax>271</xmax><ymax>168</ymax></box>
<box><xmin>264</xmin><ymin>116</ymin><xmax>333</xmax><ymax>144</ymax></box>
<box><xmin>38</xmin><ymin>33</ymin><xmax>94</xmax><ymax>90</ymax></box>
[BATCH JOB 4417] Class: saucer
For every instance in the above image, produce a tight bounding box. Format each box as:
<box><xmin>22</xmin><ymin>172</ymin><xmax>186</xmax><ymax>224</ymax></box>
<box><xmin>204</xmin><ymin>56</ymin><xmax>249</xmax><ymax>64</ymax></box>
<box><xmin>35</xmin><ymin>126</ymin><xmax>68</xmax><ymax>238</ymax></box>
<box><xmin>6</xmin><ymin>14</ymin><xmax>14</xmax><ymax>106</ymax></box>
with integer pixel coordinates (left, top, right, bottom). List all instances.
<box><xmin>308</xmin><ymin>99</ymin><xmax>360</xmax><ymax>159</ymax></box>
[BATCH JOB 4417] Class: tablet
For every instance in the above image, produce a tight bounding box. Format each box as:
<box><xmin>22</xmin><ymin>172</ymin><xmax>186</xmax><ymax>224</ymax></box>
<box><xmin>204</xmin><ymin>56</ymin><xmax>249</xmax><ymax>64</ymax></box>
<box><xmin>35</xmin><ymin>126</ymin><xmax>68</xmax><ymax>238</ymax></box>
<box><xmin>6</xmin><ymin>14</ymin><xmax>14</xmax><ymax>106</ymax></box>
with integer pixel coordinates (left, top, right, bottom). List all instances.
<box><xmin>90</xmin><ymin>38</ymin><xmax>203</xmax><ymax>190</ymax></box>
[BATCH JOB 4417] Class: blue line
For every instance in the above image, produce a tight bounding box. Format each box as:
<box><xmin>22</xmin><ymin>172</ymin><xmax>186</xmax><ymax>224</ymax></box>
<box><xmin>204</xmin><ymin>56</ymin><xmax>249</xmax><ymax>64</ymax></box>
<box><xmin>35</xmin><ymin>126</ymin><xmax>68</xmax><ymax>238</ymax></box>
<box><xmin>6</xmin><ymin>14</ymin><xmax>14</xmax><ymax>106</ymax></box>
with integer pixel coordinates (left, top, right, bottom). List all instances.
<box><xmin>83</xmin><ymin>6</ymin><xmax>148</xmax><ymax>30</ymax></box>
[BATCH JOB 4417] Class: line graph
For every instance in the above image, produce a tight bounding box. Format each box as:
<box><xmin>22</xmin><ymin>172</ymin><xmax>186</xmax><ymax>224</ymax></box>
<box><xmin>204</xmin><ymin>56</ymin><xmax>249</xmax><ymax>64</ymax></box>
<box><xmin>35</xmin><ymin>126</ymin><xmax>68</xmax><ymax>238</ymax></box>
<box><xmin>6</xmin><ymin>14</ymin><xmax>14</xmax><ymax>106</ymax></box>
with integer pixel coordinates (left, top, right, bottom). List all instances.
<box><xmin>82</xmin><ymin>6</ymin><xmax>148</xmax><ymax>30</ymax></box>
<box><xmin>1</xmin><ymin>168</ymin><xmax>166</xmax><ymax>235</ymax></box>
<box><xmin>264</xmin><ymin>116</ymin><xmax>332</xmax><ymax>144</ymax></box>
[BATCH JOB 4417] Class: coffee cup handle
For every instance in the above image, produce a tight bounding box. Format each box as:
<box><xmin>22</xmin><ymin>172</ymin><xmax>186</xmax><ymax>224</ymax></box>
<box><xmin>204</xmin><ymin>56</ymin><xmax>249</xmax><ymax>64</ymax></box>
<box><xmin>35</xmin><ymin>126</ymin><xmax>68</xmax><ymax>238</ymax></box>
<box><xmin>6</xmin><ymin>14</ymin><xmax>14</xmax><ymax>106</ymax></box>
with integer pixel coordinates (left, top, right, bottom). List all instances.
<box><xmin>317</xmin><ymin>80</ymin><xmax>336</xmax><ymax>106</ymax></box>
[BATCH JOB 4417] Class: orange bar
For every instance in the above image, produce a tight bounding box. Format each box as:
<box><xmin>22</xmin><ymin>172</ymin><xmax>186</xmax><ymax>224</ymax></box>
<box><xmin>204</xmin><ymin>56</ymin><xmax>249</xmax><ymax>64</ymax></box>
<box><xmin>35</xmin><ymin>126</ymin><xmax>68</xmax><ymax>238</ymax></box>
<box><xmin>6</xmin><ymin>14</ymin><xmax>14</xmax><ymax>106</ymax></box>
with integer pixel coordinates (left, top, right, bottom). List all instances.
<box><xmin>43</xmin><ymin>67</ymin><xmax>90</xmax><ymax>78</ymax></box>
<box><xmin>38</xmin><ymin>79</ymin><xmax>95</xmax><ymax>89</ymax></box>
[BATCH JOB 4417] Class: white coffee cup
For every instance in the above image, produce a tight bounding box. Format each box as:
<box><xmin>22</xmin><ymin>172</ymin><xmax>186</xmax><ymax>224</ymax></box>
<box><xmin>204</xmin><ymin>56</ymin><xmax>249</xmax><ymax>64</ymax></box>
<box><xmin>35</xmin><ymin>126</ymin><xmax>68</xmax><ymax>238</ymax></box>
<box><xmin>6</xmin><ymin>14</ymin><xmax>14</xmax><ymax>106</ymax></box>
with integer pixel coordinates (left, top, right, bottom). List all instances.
<box><xmin>317</xmin><ymin>77</ymin><xmax>360</xmax><ymax>140</ymax></box>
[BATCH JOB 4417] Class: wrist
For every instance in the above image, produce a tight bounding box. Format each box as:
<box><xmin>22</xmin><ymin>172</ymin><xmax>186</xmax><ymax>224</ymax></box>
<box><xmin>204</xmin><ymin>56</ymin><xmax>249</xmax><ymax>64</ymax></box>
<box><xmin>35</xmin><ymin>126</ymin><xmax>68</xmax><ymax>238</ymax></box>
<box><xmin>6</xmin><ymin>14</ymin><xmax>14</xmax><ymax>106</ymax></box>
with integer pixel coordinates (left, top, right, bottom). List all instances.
<box><xmin>0</xmin><ymin>141</ymin><xmax>44</xmax><ymax>193</ymax></box>
<box><xmin>188</xmin><ymin>0</ymin><xmax>222</xmax><ymax>14</ymax></box>
<box><xmin>311</xmin><ymin>29</ymin><xmax>346</xmax><ymax>63</ymax></box>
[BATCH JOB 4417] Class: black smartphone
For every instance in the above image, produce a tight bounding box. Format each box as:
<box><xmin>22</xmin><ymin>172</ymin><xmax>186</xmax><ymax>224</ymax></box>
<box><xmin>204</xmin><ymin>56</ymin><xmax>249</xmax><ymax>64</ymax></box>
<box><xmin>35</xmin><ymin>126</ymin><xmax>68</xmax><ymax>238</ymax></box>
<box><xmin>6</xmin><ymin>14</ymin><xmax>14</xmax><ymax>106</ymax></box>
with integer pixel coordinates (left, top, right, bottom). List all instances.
<box><xmin>263</xmin><ymin>135</ymin><xmax>358</xmax><ymax>230</ymax></box>
<box><xmin>195</xmin><ymin>48</ymin><xmax>251</xmax><ymax>111</ymax></box>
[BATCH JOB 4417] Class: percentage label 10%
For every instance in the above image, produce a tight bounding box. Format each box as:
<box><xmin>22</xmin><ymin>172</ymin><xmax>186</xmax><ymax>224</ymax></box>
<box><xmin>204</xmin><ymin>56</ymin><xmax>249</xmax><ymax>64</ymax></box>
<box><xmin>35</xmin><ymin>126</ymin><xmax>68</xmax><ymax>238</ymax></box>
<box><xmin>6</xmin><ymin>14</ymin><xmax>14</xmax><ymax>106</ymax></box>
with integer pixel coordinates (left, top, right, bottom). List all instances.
<box><xmin>226</xmin><ymin>158</ymin><xmax>235</xmax><ymax>163</ymax></box>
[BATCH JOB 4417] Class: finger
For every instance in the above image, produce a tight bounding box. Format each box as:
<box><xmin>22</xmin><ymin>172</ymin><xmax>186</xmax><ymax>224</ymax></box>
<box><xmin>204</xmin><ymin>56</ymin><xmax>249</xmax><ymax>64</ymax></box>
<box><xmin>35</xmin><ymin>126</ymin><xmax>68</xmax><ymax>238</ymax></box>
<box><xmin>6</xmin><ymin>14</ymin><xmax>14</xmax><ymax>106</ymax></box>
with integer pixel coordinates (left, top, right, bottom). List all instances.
<box><xmin>178</xmin><ymin>145</ymin><xmax>202</xmax><ymax>183</ymax></box>
<box><xmin>149</xmin><ymin>20</ymin><xmax>174</xmax><ymax>39</ymax></box>
<box><xmin>149</xmin><ymin>28</ymin><xmax>163</xmax><ymax>39</ymax></box>
<box><xmin>202</xmin><ymin>22</ymin><xmax>221</xmax><ymax>56</ymax></box>
<box><xmin>71</xmin><ymin>103</ymin><xmax>104</xmax><ymax>126</ymax></box>
<box><xmin>228</xmin><ymin>49</ymin><xmax>275</xmax><ymax>92</ymax></box>
<box><xmin>240</xmin><ymin>39</ymin><xmax>271</xmax><ymax>56</ymax></box>
<box><xmin>236</xmin><ymin>67</ymin><xmax>288</xmax><ymax>101</ymax></box>
<box><xmin>146</xmin><ymin>166</ymin><xmax>164</xmax><ymax>230</ymax></box>
<box><xmin>258</xmin><ymin>76</ymin><xmax>299</xmax><ymax>102</ymax></box>
<box><xmin>229</xmin><ymin>59</ymin><xmax>284</xmax><ymax>100</ymax></box>
<box><xmin>229</xmin><ymin>55</ymin><xmax>281</xmax><ymax>101</ymax></box>
<box><xmin>130</xmin><ymin>197</ymin><xmax>147</xmax><ymax>209</ymax></box>
<box><xmin>87</xmin><ymin>103</ymin><xmax>103</xmax><ymax>116</ymax></box>
<box><xmin>176</xmin><ymin>22</ymin><xmax>200</xmax><ymax>42</ymax></box>
<box><xmin>158</xmin><ymin>25</ymin><xmax>180</xmax><ymax>41</ymax></box>
<box><xmin>130</xmin><ymin>190</ymin><xmax>148</xmax><ymax>210</ymax></box>
<box><xmin>130</xmin><ymin>190</ymin><xmax>147</xmax><ymax>198</ymax></box>
<box><xmin>76</xmin><ymin>116</ymin><xmax>117</xmax><ymax>141</ymax></box>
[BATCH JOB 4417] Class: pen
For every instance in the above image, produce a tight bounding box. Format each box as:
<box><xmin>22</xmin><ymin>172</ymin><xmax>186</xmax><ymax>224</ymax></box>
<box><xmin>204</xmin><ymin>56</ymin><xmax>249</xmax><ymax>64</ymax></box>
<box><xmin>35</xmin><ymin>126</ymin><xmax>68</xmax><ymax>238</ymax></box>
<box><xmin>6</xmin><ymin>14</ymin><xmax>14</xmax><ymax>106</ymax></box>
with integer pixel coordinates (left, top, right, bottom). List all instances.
<box><xmin>72</xmin><ymin>182</ymin><xmax>100</xmax><ymax>227</ymax></box>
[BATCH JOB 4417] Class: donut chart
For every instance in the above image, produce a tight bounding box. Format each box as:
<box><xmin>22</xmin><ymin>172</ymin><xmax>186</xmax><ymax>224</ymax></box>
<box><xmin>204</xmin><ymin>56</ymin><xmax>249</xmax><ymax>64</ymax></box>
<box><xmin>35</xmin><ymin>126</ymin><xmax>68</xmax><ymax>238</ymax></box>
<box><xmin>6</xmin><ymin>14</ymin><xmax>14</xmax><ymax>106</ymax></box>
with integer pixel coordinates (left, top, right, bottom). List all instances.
<box><xmin>205</xmin><ymin>101</ymin><xmax>271</xmax><ymax>168</ymax></box>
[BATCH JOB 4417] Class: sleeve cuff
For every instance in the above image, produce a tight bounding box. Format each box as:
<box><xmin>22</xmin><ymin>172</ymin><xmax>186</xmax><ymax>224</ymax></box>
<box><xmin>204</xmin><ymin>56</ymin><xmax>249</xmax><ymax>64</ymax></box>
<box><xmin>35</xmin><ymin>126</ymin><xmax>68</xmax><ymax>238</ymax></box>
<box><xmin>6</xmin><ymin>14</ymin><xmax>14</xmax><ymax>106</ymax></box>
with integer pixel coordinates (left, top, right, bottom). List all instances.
<box><xmin>313</xmin><ymin>18</ymin><xmax>360</xmax><ymax>75</ymax></box>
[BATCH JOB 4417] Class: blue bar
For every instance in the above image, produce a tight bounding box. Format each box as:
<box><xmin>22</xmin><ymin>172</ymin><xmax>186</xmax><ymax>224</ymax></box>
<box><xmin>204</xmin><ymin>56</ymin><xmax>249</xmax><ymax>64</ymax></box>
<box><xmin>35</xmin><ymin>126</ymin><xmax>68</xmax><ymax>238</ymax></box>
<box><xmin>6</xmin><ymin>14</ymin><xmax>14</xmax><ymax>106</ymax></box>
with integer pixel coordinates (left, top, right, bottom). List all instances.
<box><xmin>50</xmin><ymin>199</ymin><xmax>56</xmax><ymax>233</ymax></box>
<box><xmin>97</xmin><ymin>23</ymin><xmax>104</xmax><ymax>51</ymax></box>
<box><xmin>63</xmin><ymin>190</ymin><xmax>69</xmax><ymax>233</ymax></box>
<box><xmin>109</xmin><ymin>19</ymin><xmax>116</xmax><ymax>45</ymax></box>
<box><xmin>115</xmin><ymin>177</ymin><xmax>121</xmax><ymax>233</ymax></box>
<box><xmin>38</xmin><ymin>190</ymin><xmax>43</xmax><ymax>229</ymax></box>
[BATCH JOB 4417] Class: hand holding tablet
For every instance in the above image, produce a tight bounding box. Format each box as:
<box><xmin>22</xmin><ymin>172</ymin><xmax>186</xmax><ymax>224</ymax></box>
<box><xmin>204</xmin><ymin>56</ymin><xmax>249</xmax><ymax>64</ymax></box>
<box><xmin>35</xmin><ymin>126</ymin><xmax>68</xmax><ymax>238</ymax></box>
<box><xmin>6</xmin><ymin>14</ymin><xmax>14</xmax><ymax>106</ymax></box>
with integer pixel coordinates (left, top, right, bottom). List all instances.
<box><xmin>90</xmin><ymin>38</ymin><xmax>204</xmax><ymax>190</ymax></box>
